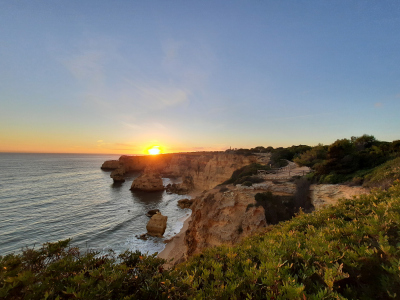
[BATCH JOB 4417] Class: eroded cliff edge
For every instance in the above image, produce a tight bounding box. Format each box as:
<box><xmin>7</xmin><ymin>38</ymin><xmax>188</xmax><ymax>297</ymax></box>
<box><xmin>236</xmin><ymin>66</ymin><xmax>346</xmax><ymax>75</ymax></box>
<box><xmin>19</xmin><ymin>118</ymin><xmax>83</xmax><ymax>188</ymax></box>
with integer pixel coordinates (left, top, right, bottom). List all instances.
<box><xmin>184</xmin><ymin>182</ymin><xmax>369</xmax><ymax>258</ymax></box>
<box><xmin>105</xmin><ymin>152</ymin><xmax>258</xmax><ymax>192</ymax></box>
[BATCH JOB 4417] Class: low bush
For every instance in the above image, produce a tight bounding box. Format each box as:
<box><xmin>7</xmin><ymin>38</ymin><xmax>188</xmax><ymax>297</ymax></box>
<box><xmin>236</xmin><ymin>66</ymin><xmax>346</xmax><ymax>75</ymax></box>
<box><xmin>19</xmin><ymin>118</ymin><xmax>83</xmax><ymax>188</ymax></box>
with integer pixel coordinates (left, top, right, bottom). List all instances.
<box><xmin>363</xmin><ymin>156</ymin><xmax>400</xmax><ymax>189</ymax></box>
<box><xmin>222</xmin><ymin>163</ymin><xmax>270</xmax><ymax>185</ymax></box>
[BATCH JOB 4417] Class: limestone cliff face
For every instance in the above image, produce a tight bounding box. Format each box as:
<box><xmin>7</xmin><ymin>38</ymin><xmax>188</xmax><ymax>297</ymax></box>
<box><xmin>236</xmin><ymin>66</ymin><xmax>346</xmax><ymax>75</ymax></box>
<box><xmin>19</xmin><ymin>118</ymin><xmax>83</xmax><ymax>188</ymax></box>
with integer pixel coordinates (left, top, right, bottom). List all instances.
<box><xmin>310</xmin><ymin>184</ymin><xmax>369</xmax><ymax>211</ymax></box>
<box><xmin>110</xmin><ymin>153</ymin><xmax>256</xmax><ymax>191</ymax></box>
<box><xmin>185</xmin><ymin>186</ymin><xmax>267</xmax><ymax>257</ymax></box>
<box><xmin>183</xmin><ymin>181</ymin><xmax>370</xmax><ymax>257</ymax></box>
<box><xmin>101</xmin><ymin>160</ymin><xmax>121</xmax><ymax>170</ymax></box>
<box><xmin>162</xmin><ymin>153</ymin><xmax>257</xmax><ymax>191</ymax></box>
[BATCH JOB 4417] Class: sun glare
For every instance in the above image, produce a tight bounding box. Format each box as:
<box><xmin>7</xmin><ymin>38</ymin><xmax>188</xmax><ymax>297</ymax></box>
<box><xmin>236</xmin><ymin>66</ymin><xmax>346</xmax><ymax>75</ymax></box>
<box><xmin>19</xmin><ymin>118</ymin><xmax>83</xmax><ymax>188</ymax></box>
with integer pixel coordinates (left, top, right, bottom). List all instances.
<box><xmin>148</xmin><ymin>146</ymin><xmax>161</xmax><ymax>155</ymax></box>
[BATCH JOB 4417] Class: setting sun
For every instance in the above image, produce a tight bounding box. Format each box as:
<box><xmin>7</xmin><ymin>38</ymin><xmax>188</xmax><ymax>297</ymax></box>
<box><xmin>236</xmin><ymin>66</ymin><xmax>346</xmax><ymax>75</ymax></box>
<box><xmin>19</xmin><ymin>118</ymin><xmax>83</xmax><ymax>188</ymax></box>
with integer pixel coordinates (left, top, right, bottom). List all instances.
<box><xmin>148</xmin><ymin>146</ymin><xmax>161</xmax><ymax>155</ymax></box>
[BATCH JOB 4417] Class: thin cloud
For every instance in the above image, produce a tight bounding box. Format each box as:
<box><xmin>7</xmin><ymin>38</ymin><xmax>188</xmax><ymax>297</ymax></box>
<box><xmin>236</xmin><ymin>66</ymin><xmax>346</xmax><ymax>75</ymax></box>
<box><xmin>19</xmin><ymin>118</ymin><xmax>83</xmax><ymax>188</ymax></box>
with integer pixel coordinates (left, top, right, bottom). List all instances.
<box><xmin>374</xmin><ymin>102</ymin><xmax>383</xmax><ymax>107</ymax></box>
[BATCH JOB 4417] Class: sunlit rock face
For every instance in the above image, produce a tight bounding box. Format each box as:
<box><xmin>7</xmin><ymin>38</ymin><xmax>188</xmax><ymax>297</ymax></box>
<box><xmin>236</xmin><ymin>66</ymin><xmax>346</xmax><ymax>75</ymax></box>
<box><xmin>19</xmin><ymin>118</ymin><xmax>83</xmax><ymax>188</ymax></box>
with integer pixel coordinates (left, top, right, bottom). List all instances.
<box><xmin>146</xmin><ymin>213</ymin><xmax>168</xmax><ymax>237</ymax></box>
<box><xmin>108</xmin><ymin>153</ymin><xmax>257</xmax><ymax>192</ymax></box>
<box><xmin>101</xmin><ymin>160</ymin><xmax>121</xmax><ymax>170</ymax></box>
<box><xmin>310</xmin><ymin>184</ymin><xmax>369</xmax><ymax>211</ymax></box>
<box><xmin>130</xmin><ymin>169</ymin><xmax>164</xmax><ymax>192</ymax></box>
<box><xmin>184</xmin><ymin>186</ymin><xmax>267</xmax><ymax>257</ymax></box>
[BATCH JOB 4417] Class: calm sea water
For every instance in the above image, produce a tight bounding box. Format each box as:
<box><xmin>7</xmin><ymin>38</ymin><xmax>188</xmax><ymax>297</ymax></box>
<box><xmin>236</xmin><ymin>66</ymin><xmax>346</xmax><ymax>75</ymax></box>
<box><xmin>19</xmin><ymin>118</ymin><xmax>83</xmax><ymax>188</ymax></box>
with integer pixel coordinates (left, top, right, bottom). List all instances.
<box><xmin>0</xmin><ymin>153</ymin><xmax>191</xmax><ymax>256</ymax></box>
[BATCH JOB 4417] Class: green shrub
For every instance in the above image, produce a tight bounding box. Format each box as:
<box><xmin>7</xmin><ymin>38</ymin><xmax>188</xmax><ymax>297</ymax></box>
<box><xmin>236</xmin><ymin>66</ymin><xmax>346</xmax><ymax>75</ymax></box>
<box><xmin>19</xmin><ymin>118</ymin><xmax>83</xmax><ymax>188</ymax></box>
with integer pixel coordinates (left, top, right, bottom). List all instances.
<box><xmin>0</xmin><ymin>240</ymin><xmax>171</xmax><ymax>300</ymax></box>
<box><xmin>363</xmin><ymin>156</ymin><xmax>400</xmax><ymax>189</ymax></box>
<box><xmin>242</xmin><ymin>181</ymin><xmax>253</xmax><ymax>187</ymax></box>
<box><xmin>222</xmin><ymin>163</ymin><xmax>270</xmax><ymax>185</ymax></box>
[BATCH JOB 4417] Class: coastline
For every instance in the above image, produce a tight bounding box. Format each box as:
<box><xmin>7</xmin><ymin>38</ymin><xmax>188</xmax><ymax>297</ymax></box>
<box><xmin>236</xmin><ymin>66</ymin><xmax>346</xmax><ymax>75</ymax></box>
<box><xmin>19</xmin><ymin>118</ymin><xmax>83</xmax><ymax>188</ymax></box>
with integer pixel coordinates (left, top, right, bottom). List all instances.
<box><xmin>157</xmin><ymin>190</ymin><xmax>200</xmax><ymax>268</ymax></box>
<box><xmin>158</xmin><ymin>214</ymin><xmax>191</xmax><ymax>268</ymax></box>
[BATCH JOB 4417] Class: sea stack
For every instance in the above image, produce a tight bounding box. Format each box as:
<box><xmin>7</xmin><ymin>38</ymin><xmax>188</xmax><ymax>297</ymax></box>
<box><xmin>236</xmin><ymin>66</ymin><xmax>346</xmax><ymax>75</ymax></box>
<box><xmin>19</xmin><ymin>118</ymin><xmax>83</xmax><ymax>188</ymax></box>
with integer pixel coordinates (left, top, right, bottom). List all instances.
<box><xmin>146</xmin><ymin>213</ymin><xmax>168</xmax><ymax>237</ymax></box>
<box><xmin>110</xmin><ymin>167</ymin><xmax>126</xmax><ymax>183</ymax></box>
<box><xmin>130</xmin><ymin>168</ymin><xmax>164</xmax><ymax>192</ymax></box>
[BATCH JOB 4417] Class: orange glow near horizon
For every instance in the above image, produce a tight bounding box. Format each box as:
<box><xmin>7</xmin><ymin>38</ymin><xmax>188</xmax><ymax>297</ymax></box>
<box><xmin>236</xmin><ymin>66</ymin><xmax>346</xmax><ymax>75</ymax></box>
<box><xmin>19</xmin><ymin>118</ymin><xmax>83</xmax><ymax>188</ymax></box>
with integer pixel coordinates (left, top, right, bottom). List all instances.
<box><xmin>147</xmin><ymin>145</ymin><xmax>161</xmax><ymax>155</ymax></box>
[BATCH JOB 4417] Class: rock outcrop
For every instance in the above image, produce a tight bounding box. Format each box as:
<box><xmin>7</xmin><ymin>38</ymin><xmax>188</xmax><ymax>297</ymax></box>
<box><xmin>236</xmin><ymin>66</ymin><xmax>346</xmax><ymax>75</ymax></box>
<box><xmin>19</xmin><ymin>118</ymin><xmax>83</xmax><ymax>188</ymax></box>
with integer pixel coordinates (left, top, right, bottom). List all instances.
<box><xmin>110</xmin><ymin>167</ymin><xmax>126</xmax><ymax>183</ymax></box>
<box><xmin>166</xmin><ymin>175</ymin><xmax>195</xmax><ymax>194</ymax></box>
<box><xmin>310</xmin><ymin>184</ymin><xmax>369</xmax><ymax>211</ymax></box>
<box><xmin>184</xmin><ymin>187</ymin><xmax>267</xmax><ymax>256</ymax></box>
<box><xmin>130</xmin><ymin>169</ymin><xmax>164</xmax><ymax>192</ymax></box>
<box><xmin>101</xmin><ymin>160</ymin><xmax>121</xmax><ymax>170</ymax></box>
<box><xmin>177</xmin><ymin>198</ymin><xmax>193</xmax><ymax>209</ymax></box>
<box><xmin>146</xmin><ymin>213</ymin><xmax>168</xmax><ymax>237</ymax></box>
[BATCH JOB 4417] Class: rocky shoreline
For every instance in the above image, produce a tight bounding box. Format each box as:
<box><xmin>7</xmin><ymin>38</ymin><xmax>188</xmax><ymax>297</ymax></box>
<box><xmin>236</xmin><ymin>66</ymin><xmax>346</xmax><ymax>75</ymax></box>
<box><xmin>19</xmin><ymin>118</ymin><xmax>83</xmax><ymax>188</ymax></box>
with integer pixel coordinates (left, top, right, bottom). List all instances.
<box><xmin>101</xmin><ymin>153</ymin><xmax>369</xmax><ymax>267</ymax></box>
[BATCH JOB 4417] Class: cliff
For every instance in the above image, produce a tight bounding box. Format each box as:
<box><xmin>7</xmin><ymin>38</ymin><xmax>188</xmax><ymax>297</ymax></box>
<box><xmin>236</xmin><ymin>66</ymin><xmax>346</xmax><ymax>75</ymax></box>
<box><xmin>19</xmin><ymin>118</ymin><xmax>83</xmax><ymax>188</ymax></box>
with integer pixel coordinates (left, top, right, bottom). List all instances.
<box><xmin>185</xmin><ymin>186</ymin><xmax>267</xmax><ymax>257</ymax></box>
<box><xmin>107</xmin><ymin>153</ymin><xmax>257</xmax><ymax>191</ymax></box>
<box><xmin>182</xmin><ymin>181</ymin><xmax>369</xmax><ymax>258</ymax></box>
<box><xmin>101</xmin><ymin>160</ymin><xmax>121</xmax><ymax>170</ymax></box>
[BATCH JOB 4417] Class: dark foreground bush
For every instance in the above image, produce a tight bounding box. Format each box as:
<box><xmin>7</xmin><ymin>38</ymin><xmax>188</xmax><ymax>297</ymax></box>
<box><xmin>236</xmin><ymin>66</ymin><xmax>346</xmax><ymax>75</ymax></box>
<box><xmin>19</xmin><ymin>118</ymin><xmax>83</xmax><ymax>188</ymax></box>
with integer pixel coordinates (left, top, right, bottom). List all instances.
<box><xmin>0</xmin><ymin>241</ymin><xmax>172</xmax><ymax>300</ymax></box>
<box><xmin>3</xmin><ymin>183</ymin><xmax>400</xmax><ymax>299</ymax></box>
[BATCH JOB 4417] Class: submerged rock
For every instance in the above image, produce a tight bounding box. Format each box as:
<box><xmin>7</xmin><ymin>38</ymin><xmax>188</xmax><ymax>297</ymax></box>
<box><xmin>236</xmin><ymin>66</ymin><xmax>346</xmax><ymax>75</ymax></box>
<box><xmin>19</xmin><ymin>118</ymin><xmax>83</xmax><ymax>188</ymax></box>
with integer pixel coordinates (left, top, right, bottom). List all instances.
<box><xmin>146</xmin><ymin>213</ymin><xmax>168</xmax><ymax>237</ymax></box>
<box><xmin>136</xmin><ymin>233</ymin><xmax>148</xmax><ymax>240</ymax></box>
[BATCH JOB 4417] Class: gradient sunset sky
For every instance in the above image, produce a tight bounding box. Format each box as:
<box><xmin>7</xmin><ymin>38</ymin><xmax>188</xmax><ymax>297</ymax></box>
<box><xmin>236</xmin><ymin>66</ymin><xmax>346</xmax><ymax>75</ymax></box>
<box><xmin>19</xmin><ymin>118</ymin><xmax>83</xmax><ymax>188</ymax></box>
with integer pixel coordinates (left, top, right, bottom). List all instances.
<box><xmin>1</xmin><ymin>1</ymin><xmax>399</xmax><ymax>154</ymax></box>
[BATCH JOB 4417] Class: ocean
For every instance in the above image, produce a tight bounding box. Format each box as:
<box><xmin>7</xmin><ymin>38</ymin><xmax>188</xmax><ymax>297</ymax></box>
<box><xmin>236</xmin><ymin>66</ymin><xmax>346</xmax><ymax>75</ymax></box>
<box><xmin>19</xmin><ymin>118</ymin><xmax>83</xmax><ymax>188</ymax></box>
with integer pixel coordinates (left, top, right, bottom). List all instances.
<box><xmin>0</xmin><ymin>153</ymin><xmax>191</xmax><ymax>256</ymax></box>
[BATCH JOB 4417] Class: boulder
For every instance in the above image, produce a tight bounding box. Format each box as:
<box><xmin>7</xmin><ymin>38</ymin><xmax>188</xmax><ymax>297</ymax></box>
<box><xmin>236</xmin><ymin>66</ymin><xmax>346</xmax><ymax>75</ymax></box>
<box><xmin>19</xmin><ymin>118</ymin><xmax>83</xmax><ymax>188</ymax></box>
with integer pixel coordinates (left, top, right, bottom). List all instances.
<box><xmin>131</xmin><ymin>170</ymin><xmax>164</xmax><ymax>192</ymax></box>
<box><xmin>146</xmin><ymin>213</ymin><xmax>168</xmax><ymax>237</ymax></box>
<box><xmin>146</xmin><ymin>209</ymin><xmax>160</xmax><ymax>217</ymax></box>
<box><xmin>177</xmin><ymin>198</ymin><xmax>193</xmax><ymax>209</ymax></box>
<box><xmin>101</xmin><ymin>160</ymin><xmax>121</xmax><ymax>170</ymax></box>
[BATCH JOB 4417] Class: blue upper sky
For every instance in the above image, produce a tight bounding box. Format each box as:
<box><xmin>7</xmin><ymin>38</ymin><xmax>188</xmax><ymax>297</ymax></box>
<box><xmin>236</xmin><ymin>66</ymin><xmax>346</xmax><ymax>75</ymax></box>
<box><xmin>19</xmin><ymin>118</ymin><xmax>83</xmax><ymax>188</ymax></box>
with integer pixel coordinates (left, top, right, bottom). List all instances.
<box><xmin>1</xmin><ymin>1</ymin><xmax>399</xmax><ymax>153</ymax></box>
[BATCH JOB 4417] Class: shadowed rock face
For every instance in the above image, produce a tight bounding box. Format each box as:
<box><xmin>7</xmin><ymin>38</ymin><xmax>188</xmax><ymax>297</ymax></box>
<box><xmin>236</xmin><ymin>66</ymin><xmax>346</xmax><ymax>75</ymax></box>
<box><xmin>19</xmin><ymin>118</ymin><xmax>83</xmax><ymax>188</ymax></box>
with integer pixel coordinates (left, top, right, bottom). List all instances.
<box><xmin>146</xmin><ymin>213</ymin><xmax>168</xmax><ymax>237</ymax></box>
<box><xmin>101</xmin><ymin>160</ymin><xmax>121</xmax><ymax>170</ymax></box>
<box><xmin>130</xmin><ymin>170</ymin><xmax>164</xmax><ymax>192</ymax></box>
<box><xmin>110</xmin><ymin>167</ymin><xmax>126</xmax><ymax>183</ymax></box>
<box><xmin>177</xmin><ymin>198</ymin><xmax>193</xmax><ymax>209</ymax></box>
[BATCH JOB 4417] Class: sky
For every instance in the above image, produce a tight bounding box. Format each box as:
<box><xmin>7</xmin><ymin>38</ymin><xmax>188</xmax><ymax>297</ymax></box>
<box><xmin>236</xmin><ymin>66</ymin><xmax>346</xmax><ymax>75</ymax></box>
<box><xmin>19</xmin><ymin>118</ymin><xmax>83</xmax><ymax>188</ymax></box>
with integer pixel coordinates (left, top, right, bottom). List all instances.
<box><xmin>0</xmin><ymin>1</ymin><xmax>399</xmax><ymax>154</ymax></box>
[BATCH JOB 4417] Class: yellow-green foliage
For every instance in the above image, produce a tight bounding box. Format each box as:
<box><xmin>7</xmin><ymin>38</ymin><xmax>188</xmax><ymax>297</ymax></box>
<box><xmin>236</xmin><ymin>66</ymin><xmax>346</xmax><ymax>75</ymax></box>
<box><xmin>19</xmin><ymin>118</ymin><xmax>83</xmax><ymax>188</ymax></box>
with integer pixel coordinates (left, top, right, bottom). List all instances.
<box><xmin>364</xmin><ymin>156</ymin><xmax>400</xmax><ymax>189</ymax></box>
<box><xmin>2</xmin><ymin>183</ymin><xmax>400</xmax><ymax>299</ymax></box>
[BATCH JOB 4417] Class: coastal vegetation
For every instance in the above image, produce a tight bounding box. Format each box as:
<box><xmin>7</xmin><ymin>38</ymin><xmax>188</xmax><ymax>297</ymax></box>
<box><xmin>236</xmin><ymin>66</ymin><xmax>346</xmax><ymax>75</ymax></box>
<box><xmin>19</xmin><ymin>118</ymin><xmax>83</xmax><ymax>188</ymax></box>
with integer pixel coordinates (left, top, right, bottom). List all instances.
<box><xmin>234</xmin><ymin>135</ymin><xmax>400</xmax><ymax>186</ymax></box>
<box><xmin>2</xmin><ymin>181</ymin><xmax>400</xmax><ymax>299</ymax></box>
